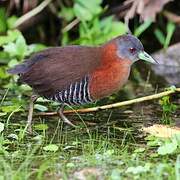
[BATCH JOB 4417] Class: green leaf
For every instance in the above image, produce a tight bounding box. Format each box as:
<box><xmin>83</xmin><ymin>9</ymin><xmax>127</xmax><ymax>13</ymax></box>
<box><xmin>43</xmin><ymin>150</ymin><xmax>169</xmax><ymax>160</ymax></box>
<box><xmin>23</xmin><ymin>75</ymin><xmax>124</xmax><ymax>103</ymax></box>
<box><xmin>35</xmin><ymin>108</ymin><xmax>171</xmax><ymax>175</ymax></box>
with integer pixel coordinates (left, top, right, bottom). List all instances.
<box><xmin>101</xmin><ymin>16</ymin><xmax>127</xmax><ymax>37</ymax></box>
<box><xmin>146</xmin><ymin>135</ymin><xmax>161</xmax><ymax>147</ymax></box>
<box><xmin>126</xmin><ymin>163</ymin><xmax>151</xmax><ymax>174</ymax></box>
<box><xmin>134</xmin><ymin>147</ymin><xmax>145</xmax><ymax>153</ymax></box>
<box><xmin>15</xmin><ymin>34</ymin><xmax>27</xmax><ymax>59</ymax></box>
<box><xmin>34</xmin><ymin>124</ymin><xmax>48</xmax><ymax>131</ymax></box>
<box><xmin>66</xmin><ymin>162</ymin><xmax>75</xmax><ymax>168</ymax></box>
<box><xmin>164</xmin><ymin>21</ymin><xmax>175</xmax><ymax>49</ymax></box>
<box><xmin>73</xmin><ymin>0</ymin><xmax>102</xmax><ymax>21</ymax></box>
<box><xmin>1</xmin><ymin>105</ymin><xmax>22</xmax><ymax>113</ymax></box>
<box><xmin>74</xmin><ymin>3</ymin><xmax>92</xmax><ymax>21</ymax></box>
<box><xmin>43</xmin><ymin>144</ymin><xmax>58</xmax><ymax>152</ymax></box>
<box><xmin>134</xmin><ymin>19</ymin><xmax>153</xmax><ymax>37</ymax></box>
<box><xmin>157</xmin><ymin>141</ymin><xmax>177</xmax><ymax>155</ymax></box>
<box><xmin>59</xmin><ymin>7</ymin><xmax>75</xmax><ymax>22</ymax></box>
<box><xmin>173</xmin><ymin>133</ymin><xmax>180</xmax><ymax>146</ymax></box>
<box><xmin>3</xmin><ymin>42</ymin><xmax>17</xmax><ymax>57</ymax></box>
<box><xmin>0</xmin><ymin>68</ymin><xmax>9</xmax><ymax>79</ymax></box>
<box><xmin>108</xmin><ymin>21</ymin><xmax>127</xmax><ymax>38</ymax></box>
<box><xmin>7</xmin><ymin>16</ymin><xmax>18</xmax><ymax>29</ymax></box>
<box><xmin>79</xmin><ymin>0</ymin><xmax>102</xmax><ymax>15</ymax></box>
<box><xmin>0</xmin><ymin>30</ymin><xmax>21</xmax><ymax>46</ymax></box>
<box><xmin>34</xmin><ymin>104</ymin><xmax>48</xmax><ymax>112</ymax></box>
<box><xmin>175</xmin><ymin>155</ymin><xmax>180</xmax><ymax>180</ymax></box>
<box><xmin>76</xmin><ymin>16</ymin><xmax>127</xmax><ymax>46</ymax></box>
<box><xmin>32</xmin><ymin>135</ymin><xmax>44</xmax><ymax>142</ymax></box>
<box><xmin>165</xmin><ymin>85</ymin><xmax>176</xmax><ymax>91</ymax></box>
<box><xmin>0</xmin><ymin>51</ymin><xmax>9</xmax><ymax>64</ymax></box>
<box><xmin>110</xmin><ymin>169</ymin><xmax>121</xmax><ymax>180</ymax></box>
<box><xmin>0</xmin><ymin>8</ymin><xmax>7</xmax><ymax>32</ymax></box>
<box><xmin>3</xmin><ymin>34</ymin><xmax>27</xmax><ymax>59</ymax></box>
<box><xmin>19</xmin><ymin>84</ymin><xmax>32</xmax><ymax>91</ymax></box>
<box><xmin>154</xmin><ymin>29</ymin><xmax>166</xmax><ymax>46</ymax></box>
<box><xmin>104</xmin><ymin>149</ymin><xmax>114</xmax><ymax>156</ymax></box>
<box><xmin>61</xmin><ymin>32</ymin><xmax>70</xmax><ymax>46</ymax></box>
<box><xmin>27</xmin><ymin>44</ymin><xmax>46</xmax><ymax>55</ymax></box>
<box><xmin>8</xmin><ymin>59</ymin><xmax>19</xmax><ymax>68</ymax></box>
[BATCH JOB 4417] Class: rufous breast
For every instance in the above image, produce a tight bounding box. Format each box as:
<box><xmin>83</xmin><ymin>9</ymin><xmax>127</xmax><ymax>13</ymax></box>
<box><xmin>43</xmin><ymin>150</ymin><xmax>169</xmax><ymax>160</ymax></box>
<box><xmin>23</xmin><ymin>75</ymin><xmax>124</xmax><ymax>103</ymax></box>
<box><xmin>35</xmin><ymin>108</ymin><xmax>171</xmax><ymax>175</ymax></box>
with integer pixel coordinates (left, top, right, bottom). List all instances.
<box><xmin>89</xmin><ymin>43</ymin><xmax>131</xmax><ymax>100</ymax></box>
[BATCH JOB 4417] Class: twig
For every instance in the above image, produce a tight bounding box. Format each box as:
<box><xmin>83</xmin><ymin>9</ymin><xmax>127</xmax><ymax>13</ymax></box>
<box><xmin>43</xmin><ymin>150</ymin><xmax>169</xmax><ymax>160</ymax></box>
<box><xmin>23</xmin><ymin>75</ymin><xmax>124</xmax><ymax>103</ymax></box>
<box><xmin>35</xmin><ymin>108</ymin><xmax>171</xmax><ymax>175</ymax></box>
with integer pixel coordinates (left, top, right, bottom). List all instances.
<box><xmin>62</xmin><ymin>18</ymin><xmax>80</xmax><ymax>33</ymax></box>
<box><xmin>36</xmin><ymin>88</ymin><xmax>180</xmax><ymax>116</ymax></box>
<box><xmin>163</xmin><ymin>10</ymin><xmax>180</xmax><ymax>24</ymax></box>
<box><xmin>14</xmin><ymin>0</ymin><xmax>53</xmax><ymax>28</ymax></box>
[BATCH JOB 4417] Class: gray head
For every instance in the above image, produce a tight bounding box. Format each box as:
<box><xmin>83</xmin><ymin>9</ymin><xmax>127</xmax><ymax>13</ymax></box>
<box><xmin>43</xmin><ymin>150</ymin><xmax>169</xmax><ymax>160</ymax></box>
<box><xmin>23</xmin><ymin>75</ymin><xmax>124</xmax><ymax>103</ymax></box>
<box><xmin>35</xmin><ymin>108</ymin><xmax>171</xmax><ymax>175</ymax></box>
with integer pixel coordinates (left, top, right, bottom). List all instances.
<box><xmin>116</xmin><ymin>34</ymin><xmax>157</xmax><ymax>64</ymax></box>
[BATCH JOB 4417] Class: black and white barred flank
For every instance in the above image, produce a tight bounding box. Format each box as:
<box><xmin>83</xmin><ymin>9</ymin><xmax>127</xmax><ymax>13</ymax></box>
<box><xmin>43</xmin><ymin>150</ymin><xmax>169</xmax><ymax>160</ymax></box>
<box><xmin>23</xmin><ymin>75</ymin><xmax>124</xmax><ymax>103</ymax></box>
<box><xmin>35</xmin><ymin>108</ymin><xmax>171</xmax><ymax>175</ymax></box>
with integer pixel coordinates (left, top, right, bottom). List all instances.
<box><xmin>51</xmin><ymin>76</ymin><xmax>93</xmax><ymax>105</ymax></box>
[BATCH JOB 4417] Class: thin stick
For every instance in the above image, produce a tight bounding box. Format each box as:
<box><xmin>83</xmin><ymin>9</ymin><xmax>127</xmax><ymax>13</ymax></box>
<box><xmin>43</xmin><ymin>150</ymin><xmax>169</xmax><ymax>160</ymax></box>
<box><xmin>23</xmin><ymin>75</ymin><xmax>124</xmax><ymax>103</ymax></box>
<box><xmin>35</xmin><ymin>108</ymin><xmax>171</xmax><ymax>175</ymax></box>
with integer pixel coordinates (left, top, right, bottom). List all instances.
<box><xmin>163</xmin><ymin>10</ymin><xmax>180</xmax><ymax>24</ymax></box>
<box><xmin>14</xmin><ymin>0</ymin><xmax>53</xmax><ymax>28</ymax></box>
<box><xmin>36</xmin><ymin>88</ymin><xmax>180</xmax><ymax>116</ymax></box>
<box><xmin>62</xmin><ymin>18</ymin><xmax>80</xmax><ymax>33</ymax></box>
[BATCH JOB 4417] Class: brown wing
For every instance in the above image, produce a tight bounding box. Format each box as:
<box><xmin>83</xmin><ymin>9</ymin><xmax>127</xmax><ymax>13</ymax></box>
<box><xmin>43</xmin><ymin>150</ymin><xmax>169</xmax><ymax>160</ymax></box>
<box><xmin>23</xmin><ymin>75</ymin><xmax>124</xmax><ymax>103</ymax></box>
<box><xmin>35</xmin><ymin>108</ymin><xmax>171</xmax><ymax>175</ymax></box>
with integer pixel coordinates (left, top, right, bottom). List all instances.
<box><xmin>18</xmin><ymin>46</ymin><xmax>101</xmax><ymax>97</ymax></box>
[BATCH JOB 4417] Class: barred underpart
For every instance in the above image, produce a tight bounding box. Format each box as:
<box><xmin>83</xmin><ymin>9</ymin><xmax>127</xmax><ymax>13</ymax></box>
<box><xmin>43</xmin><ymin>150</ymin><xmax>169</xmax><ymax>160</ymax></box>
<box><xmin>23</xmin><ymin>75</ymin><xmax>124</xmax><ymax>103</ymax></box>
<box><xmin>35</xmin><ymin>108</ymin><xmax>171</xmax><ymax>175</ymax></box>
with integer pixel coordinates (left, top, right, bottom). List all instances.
<box><xmin>51</xmin><ymin>76</ymin><xmax>92</xmax><ymax>105</ymax></box>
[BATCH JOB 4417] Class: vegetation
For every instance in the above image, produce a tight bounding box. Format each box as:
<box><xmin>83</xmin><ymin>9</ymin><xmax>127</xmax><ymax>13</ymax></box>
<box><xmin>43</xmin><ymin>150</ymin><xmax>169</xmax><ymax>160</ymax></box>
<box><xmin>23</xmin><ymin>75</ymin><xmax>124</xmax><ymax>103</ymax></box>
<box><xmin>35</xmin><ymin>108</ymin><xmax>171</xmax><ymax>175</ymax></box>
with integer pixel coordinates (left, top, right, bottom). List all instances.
<box><xmin>0</xmin><ymin>0</ymin><xmax>179</xmax><ymax>179</ymax></box>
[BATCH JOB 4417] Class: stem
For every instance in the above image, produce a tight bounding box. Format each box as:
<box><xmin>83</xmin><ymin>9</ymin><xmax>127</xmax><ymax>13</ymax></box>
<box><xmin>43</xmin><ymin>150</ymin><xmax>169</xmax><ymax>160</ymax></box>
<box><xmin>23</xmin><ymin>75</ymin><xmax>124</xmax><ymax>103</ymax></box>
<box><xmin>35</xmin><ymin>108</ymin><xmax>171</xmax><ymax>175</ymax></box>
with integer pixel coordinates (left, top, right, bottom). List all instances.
<box><xmin>14</xmin><ymin>0</ymin><xmax>53</xmax><ymax>28</ymax></box>
<box><xmin>36</xmin><ymin>88</ymin><xmax>180</xmax><ymax>116</ymax></box>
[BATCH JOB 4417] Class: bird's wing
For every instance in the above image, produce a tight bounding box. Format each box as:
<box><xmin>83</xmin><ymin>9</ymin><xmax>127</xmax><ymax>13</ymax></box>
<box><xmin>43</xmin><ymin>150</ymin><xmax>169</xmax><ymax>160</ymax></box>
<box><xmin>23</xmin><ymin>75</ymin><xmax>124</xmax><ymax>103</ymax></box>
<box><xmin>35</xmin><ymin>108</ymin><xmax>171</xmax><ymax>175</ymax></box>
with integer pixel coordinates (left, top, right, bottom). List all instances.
<box><xmin>12</xmin><ymin>46</ymin><xmax>101</xmax><ymax>97</ymax></box>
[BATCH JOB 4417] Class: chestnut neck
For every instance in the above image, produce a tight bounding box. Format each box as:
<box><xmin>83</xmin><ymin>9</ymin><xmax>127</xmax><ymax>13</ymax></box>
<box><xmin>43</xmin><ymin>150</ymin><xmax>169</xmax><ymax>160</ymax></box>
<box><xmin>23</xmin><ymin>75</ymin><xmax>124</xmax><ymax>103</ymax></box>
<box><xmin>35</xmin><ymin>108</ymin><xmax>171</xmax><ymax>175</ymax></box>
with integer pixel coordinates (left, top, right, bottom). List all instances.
<box><xmin>100</xmin><ymin>42</ymin><xmax>132</xmax><ymax>68</ymax></box>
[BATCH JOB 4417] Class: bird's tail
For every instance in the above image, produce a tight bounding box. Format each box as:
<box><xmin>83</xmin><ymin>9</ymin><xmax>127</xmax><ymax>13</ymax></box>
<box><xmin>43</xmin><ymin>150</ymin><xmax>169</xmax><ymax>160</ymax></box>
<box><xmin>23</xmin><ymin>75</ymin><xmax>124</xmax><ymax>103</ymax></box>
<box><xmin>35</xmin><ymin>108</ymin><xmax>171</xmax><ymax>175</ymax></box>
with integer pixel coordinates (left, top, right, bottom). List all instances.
<box><xmin>7</xmin><ymin>62</ymin><xmax>30</xmax><ymax>75</ymax></box>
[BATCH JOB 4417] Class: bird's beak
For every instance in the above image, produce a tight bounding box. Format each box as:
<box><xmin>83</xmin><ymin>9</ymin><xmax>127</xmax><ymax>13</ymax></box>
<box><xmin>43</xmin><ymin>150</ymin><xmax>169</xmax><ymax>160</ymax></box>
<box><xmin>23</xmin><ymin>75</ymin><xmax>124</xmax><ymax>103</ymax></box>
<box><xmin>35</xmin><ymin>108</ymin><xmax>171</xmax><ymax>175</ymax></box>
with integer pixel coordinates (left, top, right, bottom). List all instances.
<box><xmin>138</xmin><ymin>51</ymin><xmax>158</xmax><ymax>64</ymax></box>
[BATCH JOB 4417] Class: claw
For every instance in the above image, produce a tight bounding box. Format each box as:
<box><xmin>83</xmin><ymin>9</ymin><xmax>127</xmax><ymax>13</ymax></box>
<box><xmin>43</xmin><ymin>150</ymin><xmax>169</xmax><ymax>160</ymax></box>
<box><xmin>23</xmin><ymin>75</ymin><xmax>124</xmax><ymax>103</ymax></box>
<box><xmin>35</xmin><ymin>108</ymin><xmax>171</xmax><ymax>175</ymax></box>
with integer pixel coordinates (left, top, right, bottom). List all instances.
<box><xmin>27</xmin><ymin>95</ymin><xmax>38</xmax><ymax>133</ymax></box>
<box><xmin>58</xmin><ymin>104</ymin><xmax>77</xmax><ymax>128</ymax></box>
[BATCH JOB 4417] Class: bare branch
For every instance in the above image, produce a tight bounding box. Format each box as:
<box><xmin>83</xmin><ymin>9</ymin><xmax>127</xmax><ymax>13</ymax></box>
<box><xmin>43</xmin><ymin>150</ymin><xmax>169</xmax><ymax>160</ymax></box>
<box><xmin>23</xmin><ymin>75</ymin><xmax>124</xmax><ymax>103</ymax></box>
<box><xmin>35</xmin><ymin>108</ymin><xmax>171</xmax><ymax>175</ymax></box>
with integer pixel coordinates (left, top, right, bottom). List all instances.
<box><xmin>14</xmin><ymin>0</ymin><xmax>53</xmax><ymax>28</ymax></box>
<box><xmin>36</xmin><ymin>88</ymin><xmax>180</xmax><ymax>116</ymax></box>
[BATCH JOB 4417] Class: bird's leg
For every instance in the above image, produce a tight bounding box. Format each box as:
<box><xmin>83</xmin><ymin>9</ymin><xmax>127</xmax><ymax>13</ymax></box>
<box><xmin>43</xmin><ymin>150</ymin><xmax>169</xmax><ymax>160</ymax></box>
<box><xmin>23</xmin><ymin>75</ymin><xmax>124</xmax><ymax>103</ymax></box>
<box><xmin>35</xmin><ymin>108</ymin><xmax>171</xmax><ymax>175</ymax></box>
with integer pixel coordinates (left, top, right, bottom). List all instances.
<box><xmin>58</xmin><ymin>104</ymin><xmax>76</xmax><ymax>128</ymax></box>
<box><xmin>27</xmin><ymin>94</ymin><xmax>38</xmax><ymax>133</ymax></box>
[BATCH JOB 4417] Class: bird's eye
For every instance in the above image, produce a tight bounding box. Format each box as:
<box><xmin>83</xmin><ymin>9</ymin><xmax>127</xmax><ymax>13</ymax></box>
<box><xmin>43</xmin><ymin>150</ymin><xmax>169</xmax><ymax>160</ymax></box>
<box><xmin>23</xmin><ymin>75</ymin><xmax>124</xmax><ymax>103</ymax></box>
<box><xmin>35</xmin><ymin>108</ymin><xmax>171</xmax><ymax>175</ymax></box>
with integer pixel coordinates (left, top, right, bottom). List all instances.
<box><xmin>129</xmin><ymin>47</ymin><xmax>136</xmax><ymax>54</ymax></box>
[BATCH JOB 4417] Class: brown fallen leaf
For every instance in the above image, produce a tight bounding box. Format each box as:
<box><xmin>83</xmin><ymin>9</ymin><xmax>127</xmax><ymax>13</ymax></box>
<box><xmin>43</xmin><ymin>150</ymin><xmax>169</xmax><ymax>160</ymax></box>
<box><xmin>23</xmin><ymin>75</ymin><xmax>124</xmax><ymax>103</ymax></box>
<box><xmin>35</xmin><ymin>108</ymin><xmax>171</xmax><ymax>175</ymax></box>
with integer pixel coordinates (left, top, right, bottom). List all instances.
<box><xmin>142</xmin><ymin>124</ymin><xmax>180</xmax><ymax>138</ymax></box>
<box><xmin>124</xmin><ymin>0</ymin><xmax>173</xmax><ymax>22</ymax></box>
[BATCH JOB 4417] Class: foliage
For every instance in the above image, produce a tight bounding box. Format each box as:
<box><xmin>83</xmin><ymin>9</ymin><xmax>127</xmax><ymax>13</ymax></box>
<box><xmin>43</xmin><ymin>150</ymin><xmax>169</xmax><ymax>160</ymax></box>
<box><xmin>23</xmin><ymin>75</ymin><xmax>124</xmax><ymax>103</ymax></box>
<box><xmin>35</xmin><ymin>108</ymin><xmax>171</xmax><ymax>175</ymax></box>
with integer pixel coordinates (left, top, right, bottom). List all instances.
<box><xmin>0</xmin><ymin>30</ymin><xmax>46</xmax><ymax>62</ymax></box>
<box><xmin>73</xmin><ymin>16</ymin><xmax>127</xmax><ymax>45</ymax></box>
<box><xmin>0</xmin><ymin>30</ymin><xmax>47</xmax><ymax>127</ymax></box>
<box><xmin>43</xmin><ymin>144</ymin><xmax>59</xmax><ymax>152</ymax></box>
<box><xmin>154</xmin><ymin>21</ymin><xmax>176</xmax><ymax>49</ymax></box>
<box><xmin>73</xmin><ymin>0</ymin><xmax>103</xmax><ymax>22</ymax></box>
<box><xmin>159</xmin><ymin>95</ymin><xmax>177</xmax><ymax>124</ymax></box>
<box><xmin>0</xmin><ymin>8</ymin><xmax>7</xmax><ymax>33</ymax></box>
<box><xmin>61</xmin><ymin>0</ymin><xmax>127</xmax><ymax>45</ymax></box>
<box><xmin>146</xmin><ymin>133</ymin><xmax>180</xmax><ymax>155</ymax></box>
<box><xmin>134</xmin><ymin>19</ymin><xmax>153</xmax><ymax>37</ymax></box>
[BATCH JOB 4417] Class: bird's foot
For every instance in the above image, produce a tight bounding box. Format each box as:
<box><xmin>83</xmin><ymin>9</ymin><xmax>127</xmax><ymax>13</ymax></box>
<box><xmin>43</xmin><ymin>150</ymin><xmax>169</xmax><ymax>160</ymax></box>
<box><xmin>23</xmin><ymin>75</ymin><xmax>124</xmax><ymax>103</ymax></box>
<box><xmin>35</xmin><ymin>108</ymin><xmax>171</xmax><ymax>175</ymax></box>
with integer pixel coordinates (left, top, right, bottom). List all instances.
<box><xmin>27</xmin><ymin>94</ymin><xmax>39</xmax><ymax>134</ymax></box>
<box><xmin>58</xmin><ymin>104</ymin><xmax>77</xmax><ymax>128</ymax></box>
<box><xmin>27</xmin><ymin>111</ymin><xmax>33</xmax><ymax>134</ymax></box>
<box><xmin>61</xmin><ymin>114</ymin><xmax>77</xmax><ymax>128</ymax></box>
<box><xmin>27</xmin><ymin>125</ymin><xmax>33</xmax><ymax>134</ymax></box>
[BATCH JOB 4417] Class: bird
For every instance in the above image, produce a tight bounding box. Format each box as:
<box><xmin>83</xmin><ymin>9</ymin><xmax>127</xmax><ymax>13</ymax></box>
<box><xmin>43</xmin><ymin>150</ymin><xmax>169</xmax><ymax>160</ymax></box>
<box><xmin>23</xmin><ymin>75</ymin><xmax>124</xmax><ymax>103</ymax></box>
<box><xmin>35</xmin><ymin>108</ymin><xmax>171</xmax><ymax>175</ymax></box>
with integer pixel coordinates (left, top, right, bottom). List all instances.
<box><xmin>8</xmin><ymin>34</ymin><xmax>158</xmax><ymax>132</ymax></box>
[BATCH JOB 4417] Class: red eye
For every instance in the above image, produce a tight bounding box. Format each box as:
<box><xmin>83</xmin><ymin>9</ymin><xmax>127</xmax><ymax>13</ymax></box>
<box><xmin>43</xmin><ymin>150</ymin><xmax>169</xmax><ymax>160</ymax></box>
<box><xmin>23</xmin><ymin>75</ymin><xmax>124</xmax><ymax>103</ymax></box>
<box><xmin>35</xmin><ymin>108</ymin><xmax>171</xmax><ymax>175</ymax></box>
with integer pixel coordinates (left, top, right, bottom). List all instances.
<box><xmin>129</xmin><ymin>47</ymin><xmax>136</xmax><ymax>53</ymax></box>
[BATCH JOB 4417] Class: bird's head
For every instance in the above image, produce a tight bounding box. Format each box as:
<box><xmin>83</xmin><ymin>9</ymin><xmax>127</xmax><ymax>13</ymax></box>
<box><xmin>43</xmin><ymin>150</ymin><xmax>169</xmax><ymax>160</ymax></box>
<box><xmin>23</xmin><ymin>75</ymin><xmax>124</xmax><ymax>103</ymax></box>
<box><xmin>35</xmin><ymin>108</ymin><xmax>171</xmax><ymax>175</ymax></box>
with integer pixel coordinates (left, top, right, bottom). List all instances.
<box><xmin>116</xmin><ymin>34</ymin><xmax>158</xmax><ymax>64</ymax></box>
